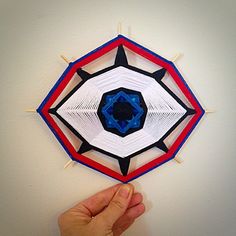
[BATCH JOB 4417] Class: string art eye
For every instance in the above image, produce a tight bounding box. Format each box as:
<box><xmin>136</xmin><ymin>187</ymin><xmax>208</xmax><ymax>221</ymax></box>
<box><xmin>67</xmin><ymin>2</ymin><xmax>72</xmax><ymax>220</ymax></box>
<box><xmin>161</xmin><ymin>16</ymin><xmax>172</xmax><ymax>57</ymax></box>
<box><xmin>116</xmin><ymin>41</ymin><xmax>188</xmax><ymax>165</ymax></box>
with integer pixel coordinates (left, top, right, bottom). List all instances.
<box><xmin>38</xmin><ymin>35</ymin><xmax>204</xmax><ymax>182</ymax></box>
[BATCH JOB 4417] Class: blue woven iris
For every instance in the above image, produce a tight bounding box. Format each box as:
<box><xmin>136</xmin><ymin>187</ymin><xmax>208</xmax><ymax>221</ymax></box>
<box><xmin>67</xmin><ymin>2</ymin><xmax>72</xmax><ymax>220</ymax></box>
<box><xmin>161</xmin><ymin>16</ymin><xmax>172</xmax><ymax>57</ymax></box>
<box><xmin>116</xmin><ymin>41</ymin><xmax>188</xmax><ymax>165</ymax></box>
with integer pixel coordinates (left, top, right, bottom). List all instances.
<box><xmin>101</xmin><ymin>91</ymin><xmax>144</xmax><ymax>134</ymax></box>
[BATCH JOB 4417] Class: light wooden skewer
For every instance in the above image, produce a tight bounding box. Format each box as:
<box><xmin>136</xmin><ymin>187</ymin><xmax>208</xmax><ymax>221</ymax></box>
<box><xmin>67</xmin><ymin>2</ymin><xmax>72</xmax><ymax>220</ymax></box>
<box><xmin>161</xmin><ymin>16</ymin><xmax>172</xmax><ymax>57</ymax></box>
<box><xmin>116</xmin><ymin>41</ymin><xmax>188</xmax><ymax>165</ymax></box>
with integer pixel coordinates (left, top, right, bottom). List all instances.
<box><xmin>25</xmin><ymin>107</ymin><xmax>215</xmax><ymax>116</ymax></box>
<box><xmin>60</xmin><ymin>55</ymin><xmax>71</xmax><ymax>64</ymax></box>
<box><xmin>64</xmin><ymin>159</ymin><xmax>76</xmax><ymax>169</ymax></box>
<box><xmin>171</xmin><ymin>53</ymin><xmax>182</xmax><ymax>62</ymax></box>
<box><xmin>117</xmin><ymin>22</ymin><xmax>122</xmax><ymax>34</ymax></box>
<box><xmin>205</xmin><ymin>110</ymin><xmax>215</xmax><ymax>113</ymax></box>
<box><xmin>174</xmin><ymin>156</ymin><xmax>182</xmax><ymax>164</ymax></box>
<box><xmin>128</xmin><ymin>26</ymin><xmax>131</xmax><ymax>38</ymax></box>
<box><xmin>25</xmin><ymin>109</ymin><xmax>37</xmax><ymax>113</ymax></box>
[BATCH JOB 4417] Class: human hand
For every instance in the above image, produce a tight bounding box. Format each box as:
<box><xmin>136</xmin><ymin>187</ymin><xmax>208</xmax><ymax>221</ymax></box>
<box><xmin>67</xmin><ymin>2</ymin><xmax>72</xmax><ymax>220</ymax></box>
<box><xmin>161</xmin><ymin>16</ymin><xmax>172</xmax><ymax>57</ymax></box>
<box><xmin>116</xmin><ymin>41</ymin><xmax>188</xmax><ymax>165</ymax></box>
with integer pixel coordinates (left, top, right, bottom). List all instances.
<box><xmin>58</xmin><ymin>184</ymin><xmax>145</xmax><ymax>236</ymax></box>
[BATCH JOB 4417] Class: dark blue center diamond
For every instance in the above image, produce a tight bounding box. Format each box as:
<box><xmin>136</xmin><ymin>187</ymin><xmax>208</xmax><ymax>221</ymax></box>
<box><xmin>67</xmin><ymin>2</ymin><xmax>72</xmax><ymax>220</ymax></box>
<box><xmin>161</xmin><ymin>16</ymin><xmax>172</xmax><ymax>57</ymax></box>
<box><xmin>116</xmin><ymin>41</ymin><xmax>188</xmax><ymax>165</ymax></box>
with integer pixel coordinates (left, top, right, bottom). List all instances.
<box><xmin>98</xmin><ymin>88</ymin><xmax>147</xmax><ymax>137</ymax></box>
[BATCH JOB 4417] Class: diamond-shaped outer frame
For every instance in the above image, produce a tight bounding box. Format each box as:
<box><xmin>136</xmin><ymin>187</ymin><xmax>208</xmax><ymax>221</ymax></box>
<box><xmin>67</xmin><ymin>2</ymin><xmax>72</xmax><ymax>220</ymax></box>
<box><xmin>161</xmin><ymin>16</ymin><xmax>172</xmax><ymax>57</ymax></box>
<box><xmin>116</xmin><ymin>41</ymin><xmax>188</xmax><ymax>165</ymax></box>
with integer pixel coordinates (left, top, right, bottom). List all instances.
<box><xmin>37</xmin><ymin>35</ymin><xmax>205</xmax><ymax>183</ymax></box>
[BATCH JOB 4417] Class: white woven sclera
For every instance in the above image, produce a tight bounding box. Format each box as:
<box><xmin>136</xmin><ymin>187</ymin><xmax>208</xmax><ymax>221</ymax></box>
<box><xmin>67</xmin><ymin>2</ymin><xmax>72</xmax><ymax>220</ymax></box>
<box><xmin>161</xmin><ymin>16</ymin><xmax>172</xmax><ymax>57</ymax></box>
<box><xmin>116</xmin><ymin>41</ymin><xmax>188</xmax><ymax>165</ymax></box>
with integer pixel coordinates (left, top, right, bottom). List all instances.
<box><xmin>57</xmin><ymin>67</ymin><xmax>186</xmax><ymax>158</ymax></box>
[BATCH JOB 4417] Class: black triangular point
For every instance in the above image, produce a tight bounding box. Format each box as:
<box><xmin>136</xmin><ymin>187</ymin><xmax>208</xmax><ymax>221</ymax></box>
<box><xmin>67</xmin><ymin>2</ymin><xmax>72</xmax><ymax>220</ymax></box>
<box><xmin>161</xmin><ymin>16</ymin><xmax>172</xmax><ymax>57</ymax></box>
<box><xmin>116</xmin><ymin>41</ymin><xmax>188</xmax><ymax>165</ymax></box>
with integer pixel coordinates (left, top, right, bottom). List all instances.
<box><xmin>48</xmin><ymin>108</ymin><xmax>57</xmax><ymax>114</ymax></box>
<box><xmin>153</xmin><ymin>68</ymin><xmax>167</xmax><ymax>81</ymax></box>
<box><xmin>78</xmin><ymin>142</ymin><xmax>93</xmax><ymax>154</ymax></box>
<box><xmin>115</xmin><ymin>45</ymin><xmax>128</xmax><ymax>66</ymax></box>
<box><xmin>118</xmin><ymin>157</ymin><xmax>130</xmax><ymax>176</ymax></box>
<box><xmin>156</xmin><ymin>140</ymin><xmax>168</xmax><ymax>153</ymax></box>
<box><xmin>77</xmin><ymin>68</ymin><xmax>91</xmax><ymax>80</ymax></box>
<box><xmin>186</xmin><ymin>108</ymin><xmax>196</xmax><ymax>115</ymax></box>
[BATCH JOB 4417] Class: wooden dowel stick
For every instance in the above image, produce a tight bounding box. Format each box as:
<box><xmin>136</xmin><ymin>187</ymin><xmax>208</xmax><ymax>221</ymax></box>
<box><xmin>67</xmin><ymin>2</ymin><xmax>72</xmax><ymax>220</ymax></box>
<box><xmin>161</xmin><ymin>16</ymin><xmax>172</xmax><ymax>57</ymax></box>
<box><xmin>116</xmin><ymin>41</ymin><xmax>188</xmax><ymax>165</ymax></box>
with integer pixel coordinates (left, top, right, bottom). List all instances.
<box><xmin>174</xmin><ymin>156</ymin><xmax>182</xmax><ymax>164</ymax></box>
<box><xmin>117</xmin><ymin>22</ymin><xmax>122</xmax><ymax>34</ymax></box>
<box><xmin>64</xmin><ymin>159</ymin><xmax>74</xmax><ymax>169</ymax></box>
<box><xmin>60</xmin><ymin>55</ymin><xmax>70</xmax><ymax>64</ymax></box>
<box><xmin>128</xmin><ymin>26</ymin><xmax>131</xmax><ymax>38</ymax></box>
<box><xmin>171</xmin><ymin>53</ymin><xmax>182</xmax><ymax>62</ymax></box>
<box><xmin>25</xmin><ymin>108</ymin><xmax>215</xmax><ymax>115</ymax></box>
<box><xmin>205</xmin><ymin>110</ymin><xmax>215</xmax><ymax>113</ymax></box>
<box><xmin>25</xmin><ymin>109</ymin><xmax>37</xmax><ymax>113</ymax></box>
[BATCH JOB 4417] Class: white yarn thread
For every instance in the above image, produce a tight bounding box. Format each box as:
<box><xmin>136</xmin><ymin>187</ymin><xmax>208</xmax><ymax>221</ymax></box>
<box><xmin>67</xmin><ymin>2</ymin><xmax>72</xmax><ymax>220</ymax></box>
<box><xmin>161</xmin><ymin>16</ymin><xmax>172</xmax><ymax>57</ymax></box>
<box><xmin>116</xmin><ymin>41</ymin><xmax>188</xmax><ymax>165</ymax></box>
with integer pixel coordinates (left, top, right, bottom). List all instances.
<box><xmin>57</xmin><ymin>67</ymin><xmax>186</xmax><ymax>157</ymax></box>
<box><xmin>57</xmin><ymin>83</ymin><xmax>104</xmax><ymax>141</ymax></box>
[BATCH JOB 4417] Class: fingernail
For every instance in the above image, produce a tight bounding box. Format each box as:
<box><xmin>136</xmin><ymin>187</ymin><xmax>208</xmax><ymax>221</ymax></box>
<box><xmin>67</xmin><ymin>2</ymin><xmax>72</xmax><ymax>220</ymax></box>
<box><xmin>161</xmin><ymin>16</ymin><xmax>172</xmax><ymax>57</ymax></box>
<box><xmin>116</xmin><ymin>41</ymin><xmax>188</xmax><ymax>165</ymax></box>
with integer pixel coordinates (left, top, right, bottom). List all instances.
<box><xmin>118</xmin><ymin>184</ymin><xmax>131</xmax><ymax>198</ymax></box>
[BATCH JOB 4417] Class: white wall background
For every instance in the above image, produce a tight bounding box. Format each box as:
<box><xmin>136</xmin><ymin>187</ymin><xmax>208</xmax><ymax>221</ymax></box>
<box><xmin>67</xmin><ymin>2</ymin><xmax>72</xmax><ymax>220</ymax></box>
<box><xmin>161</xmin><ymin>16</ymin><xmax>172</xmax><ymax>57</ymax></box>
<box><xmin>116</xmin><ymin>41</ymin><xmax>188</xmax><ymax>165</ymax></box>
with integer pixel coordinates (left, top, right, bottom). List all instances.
<box><xmin>0</xmin><ymin>0</ymin><xmax>235</xmax><ymax>235</ymax></box>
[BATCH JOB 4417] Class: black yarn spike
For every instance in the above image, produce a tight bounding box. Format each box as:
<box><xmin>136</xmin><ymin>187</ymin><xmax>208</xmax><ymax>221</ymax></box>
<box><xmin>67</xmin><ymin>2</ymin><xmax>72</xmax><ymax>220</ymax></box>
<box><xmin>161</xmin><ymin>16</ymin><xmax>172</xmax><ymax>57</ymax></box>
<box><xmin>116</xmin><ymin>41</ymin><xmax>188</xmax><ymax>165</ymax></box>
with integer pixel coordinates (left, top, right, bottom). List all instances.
<box><xmin>77</xmin><ymin>68</ymin><xmax>91</xmax><ymax>80</ymax></box>
<box><xmin>156</xmin><ymin>140</ymin><xmax>168</xmax><ymax>153</ymax></box>
<box><xmin>78</xmin><ymin>142</ymin><xmax>93</xmax><ymax>154</ymax></box>
<box><xmin>118</xmin><ymin>157</ymin><xmax>130</xmax><ymax>176</ymax></box>
<box><xmin>115</xmin><ymin>45</ymin><xmax>128</xmax><ymax>66</ymax></box>
<box><xmin>48</xmin><ymin>108</ymin><xmax>57</xmax><ymax>114</ymax></box>
<box><xmin>186</xmin><ymin>108</ymin><xmax>196</xmax><ymax>115</ymax></box>
<box><xmin>152</xmin><ymin>68</ymin><xmax>167</xmax><ymax>81</ymax></box>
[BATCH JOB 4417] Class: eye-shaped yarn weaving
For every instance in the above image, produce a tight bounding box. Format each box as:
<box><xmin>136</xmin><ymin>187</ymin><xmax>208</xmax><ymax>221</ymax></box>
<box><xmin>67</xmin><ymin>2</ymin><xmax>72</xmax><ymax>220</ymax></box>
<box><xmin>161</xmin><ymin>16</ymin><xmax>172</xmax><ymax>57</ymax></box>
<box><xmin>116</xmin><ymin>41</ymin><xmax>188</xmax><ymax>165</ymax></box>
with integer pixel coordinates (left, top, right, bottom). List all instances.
<box><xmin>38</xmin><ymin>35</ymin><xmax>204</xmax><ymax>182</ymax></box>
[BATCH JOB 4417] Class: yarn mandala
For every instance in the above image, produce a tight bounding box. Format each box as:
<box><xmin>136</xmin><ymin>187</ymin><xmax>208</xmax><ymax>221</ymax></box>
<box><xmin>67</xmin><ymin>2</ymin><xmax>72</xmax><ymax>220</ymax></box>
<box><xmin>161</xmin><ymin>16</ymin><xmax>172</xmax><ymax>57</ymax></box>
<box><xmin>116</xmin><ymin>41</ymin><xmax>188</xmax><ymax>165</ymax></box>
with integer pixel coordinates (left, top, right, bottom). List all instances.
<box><xmin>37</xmin><ymin>35</ymin><xmax>204</xmax><ymax>182</ymax></box>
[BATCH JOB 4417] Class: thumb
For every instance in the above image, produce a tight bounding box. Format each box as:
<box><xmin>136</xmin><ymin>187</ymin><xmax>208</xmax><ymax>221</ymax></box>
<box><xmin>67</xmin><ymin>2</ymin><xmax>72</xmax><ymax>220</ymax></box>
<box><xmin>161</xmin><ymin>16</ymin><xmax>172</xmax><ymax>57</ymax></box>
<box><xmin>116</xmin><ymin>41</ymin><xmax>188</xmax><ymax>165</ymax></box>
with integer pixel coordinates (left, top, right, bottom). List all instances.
<box><xmin>97</xmin><ymin>184</ymin><xmax>133</xmax><ymax>227</ymax></box>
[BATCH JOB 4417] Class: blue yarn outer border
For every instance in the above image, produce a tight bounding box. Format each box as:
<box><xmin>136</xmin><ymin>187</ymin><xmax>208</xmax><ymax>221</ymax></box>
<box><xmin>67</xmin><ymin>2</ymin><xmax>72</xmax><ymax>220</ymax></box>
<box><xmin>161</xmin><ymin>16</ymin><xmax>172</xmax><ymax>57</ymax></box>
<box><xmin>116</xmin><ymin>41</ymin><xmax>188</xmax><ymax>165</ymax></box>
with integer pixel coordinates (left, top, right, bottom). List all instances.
<box><xmin>37</xmin><ymin>34</ymin><xmax>205</xmax><ymax>183</ymax></box>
